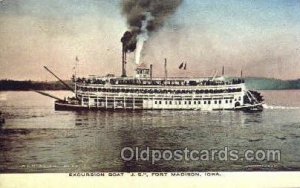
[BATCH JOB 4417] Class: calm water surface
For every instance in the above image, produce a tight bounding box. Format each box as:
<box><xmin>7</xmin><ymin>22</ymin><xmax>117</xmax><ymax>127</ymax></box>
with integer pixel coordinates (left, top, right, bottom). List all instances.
<box><xmin>0</xmin><ymin>90</ymin><xmax>300</xmax><ymax>172</ymax></box>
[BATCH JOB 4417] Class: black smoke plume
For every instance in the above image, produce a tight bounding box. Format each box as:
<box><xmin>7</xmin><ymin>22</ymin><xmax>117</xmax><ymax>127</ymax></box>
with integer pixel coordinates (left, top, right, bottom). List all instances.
<box><xmin>121</xmin><ymin>31</ymin><xmax>137</xmax><ymax>53</ymax></box>
<box><xmin>120</xmin><ymin>0</ymin><xmax>183</xmax><ymax>53</ymax></box>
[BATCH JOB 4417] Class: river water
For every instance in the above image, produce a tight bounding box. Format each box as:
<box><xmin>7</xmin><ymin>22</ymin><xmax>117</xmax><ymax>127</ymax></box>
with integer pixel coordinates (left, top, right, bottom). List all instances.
<box><xmin>0</xmin><ymin>90</ymin><xmax>300</xmax><ymax>172</ymax></box>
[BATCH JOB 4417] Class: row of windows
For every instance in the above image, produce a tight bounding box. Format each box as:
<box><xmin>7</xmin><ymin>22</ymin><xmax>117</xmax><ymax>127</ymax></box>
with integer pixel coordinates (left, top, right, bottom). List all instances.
<box><xmin>77</xmin><ymin>87</ymin><xmax>242</xmax><ymax>94</ymax></box>
<box><xmin>154</xmin><ymin>99</ymin><xmax>235</xmax><ymax>105</ymax></box>
<box><xmin>84</xmin><ymin>97</ymin><xmax>241</xmax><ymax>104</ymax></box>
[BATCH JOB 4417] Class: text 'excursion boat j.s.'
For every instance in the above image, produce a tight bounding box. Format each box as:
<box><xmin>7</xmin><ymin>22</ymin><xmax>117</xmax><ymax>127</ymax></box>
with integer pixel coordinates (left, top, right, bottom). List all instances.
<box><xmin>41</xmin><ymin>42</ymin><xmax>264</xmax><ymax>112</ymax></box>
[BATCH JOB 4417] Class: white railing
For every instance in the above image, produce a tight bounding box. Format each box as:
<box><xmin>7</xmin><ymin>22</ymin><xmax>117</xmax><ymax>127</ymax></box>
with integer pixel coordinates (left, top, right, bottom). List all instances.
<box><xmin>76</xmin><ymin>83</ymin><xmax>245</xmax><ymax>90</ymax></box>
<box><xmin>76</xmin><ymin>91</ymin><xmax>239</xmax><ymax>99</ymax></box>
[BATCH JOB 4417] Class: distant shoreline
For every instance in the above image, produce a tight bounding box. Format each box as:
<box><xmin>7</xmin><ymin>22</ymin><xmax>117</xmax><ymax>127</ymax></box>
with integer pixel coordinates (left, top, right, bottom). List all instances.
<box><xmin>0</xmin><ymin>78</ymin><xmax>299</xmax><ymax>91</ymax></box>
<box><xmin>0</xmin><ymin>80</ymin><xmax>70</xmax><ymax>91</ymax></box>
<box><xmin>244</xmin><ymin>77</ymin><xmax>300</xmax><ymax>90</ymax></box>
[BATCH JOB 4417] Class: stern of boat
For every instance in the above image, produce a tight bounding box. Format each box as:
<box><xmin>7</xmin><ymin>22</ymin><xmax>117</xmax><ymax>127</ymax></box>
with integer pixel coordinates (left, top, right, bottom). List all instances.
<box><xmin>239</xmin><ymin>90</ymin><xmax>264</xmax><ymax>112</ymax></box>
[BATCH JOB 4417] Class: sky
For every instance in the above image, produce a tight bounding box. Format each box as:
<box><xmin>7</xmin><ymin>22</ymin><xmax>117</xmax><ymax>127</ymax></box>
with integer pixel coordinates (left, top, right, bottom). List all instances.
<box><xmin>0</xmin><ymin>0</ymin><xmax>300</xmax><ymax>80</ymax></box>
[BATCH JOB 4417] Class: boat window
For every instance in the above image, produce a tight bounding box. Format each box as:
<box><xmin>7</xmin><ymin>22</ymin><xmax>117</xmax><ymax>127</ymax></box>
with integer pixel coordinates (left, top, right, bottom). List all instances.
<box><xmin>155</xmin><ymin>101</ymin><xmax>157</xmax><ymax>104</ymax></box>
<box><xmin>159</xmin><ymin>101</ymin><xmax>162</xmax><ymax>105</ymax></box>
<box><xmin>204</xmin><ymin>101</ymin><xmax>206</xmax><ymax>104</ymax></box>
<box><xmin>225</xmin><ymin>100</ymin><xmax>228</xmax><ymax>103</ymax></box>
<box><xmin>219</xmin><ymin>100</ymin><xmax>222</xmax><ymax>104</ymax></box>
<box><xmin>198</xmin><ymin>101</ymin><xmax>201</xmax><ymax>104</ymax></box>
<box><xmin>169</xmin><ymin>101</ymin><xmax>172</xmax><ymax>105</ymax></box>
<box><xmin>194</xmin><ymin>101</ymin><xmax>197</xmax><ymax>105</ymax></box>
<box><xmin>208</xmin><ymin>101</ymin><xmax>211</xmax><ymax>105</ymax></box>
<box><xmin>214</xmin><ymin>101</ymin><xmax>217</xmax><ymax>104</ymax></box>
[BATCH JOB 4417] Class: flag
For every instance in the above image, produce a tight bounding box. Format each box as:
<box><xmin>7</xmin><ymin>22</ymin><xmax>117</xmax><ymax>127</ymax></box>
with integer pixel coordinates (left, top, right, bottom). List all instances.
<box><xmin>179</xmin><ymin>62</ymin><xmax>184</xmax><ymax>69</ymax></box>
<box><xmin>184</xmin><ymin>63</ymin><xmax>187</xmax><ymax>70</ymax></box>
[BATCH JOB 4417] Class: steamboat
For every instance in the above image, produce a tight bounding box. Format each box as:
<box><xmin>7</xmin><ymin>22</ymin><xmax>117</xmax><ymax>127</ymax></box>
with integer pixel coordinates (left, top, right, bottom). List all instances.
<box><xmin>41</xmin><ymin>45</ymin><xmax>264</xmax><ymax>112</ymax></box>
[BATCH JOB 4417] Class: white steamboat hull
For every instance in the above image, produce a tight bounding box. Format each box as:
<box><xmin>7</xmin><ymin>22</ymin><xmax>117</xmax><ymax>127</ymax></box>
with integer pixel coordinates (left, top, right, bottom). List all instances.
<box><xmin>55</xmin><ymin>76</ymin><xmax>263</xmax><ymax>112</ymax></box>
<box><xmin>55</xmin><ymin>99</ymin><xmax>263</xmax><ymax>112</ymax></box>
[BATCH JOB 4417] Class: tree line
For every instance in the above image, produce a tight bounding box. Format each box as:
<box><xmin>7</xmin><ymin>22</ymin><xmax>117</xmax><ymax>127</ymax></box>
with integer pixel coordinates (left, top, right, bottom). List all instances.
<box><xmin>0</xmin><ymin>80</ymin><xmax>71</xmax><ymax>91</ymax></box>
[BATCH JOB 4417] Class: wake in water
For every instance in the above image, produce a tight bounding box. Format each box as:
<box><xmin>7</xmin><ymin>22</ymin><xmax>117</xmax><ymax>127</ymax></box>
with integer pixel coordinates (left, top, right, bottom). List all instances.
<box><xmin>263</xmin><ymin>104</ymin><xmax>300</xmax><ymax>110</ymax></box>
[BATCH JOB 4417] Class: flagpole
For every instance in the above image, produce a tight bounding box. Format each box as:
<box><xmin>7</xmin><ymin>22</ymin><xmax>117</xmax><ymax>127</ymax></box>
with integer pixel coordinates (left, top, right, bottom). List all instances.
<box><xmin>74</xmin><ymin>56</ymin><xmax>79</xmax><ymax>99</ymax></box>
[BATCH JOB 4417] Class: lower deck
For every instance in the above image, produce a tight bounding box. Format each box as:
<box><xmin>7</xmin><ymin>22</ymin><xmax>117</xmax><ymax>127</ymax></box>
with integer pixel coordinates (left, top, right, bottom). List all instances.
<box><xmin>68</xmin><ymin>94</ymin><xmax>244</xmax><ymax>111</ymax></box>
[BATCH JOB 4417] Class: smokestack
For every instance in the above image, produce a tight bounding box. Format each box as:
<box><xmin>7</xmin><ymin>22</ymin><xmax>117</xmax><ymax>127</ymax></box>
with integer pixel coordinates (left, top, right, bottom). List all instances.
<box><xmin>164</xmin><ymin>58</ymin><xmax>168</xmax><ymax>81</ymax></box>
<box><xmin>121</xmin><ymin>43</ymin><xmax>127</xmax><ymax>77</ymax></box>
<box><xmin>150</xmin><ymin>64</ymin><xmax>153</xmax><ymax>80</ymax></box>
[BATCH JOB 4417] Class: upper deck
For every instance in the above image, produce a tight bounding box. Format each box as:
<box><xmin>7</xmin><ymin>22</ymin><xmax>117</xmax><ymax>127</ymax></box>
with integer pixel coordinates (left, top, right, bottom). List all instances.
<box><xmin>75</xmin><ymin>76</ymin><xmax>245</xmax><ymax>88</ymax></box>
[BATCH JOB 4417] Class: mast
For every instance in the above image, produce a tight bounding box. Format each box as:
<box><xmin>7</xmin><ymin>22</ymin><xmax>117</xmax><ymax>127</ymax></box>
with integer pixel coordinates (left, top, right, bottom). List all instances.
<box><xmin>74</xmin><ymin>56</ymin><xmax>79</xmax><ymax>97</ymax></box>
<box><xmin>164</xmin><ymin>58</ymin><xmax>168</xmax><ymax>82</ymax></box>
<box><xmin>150</xmin><ymin>64</ymin><xmax>153</xmax><ymax>80</ymax></box>
<box><xmin>43</xmin><ymin>66</ymin><xmax>74</xmax><ymax>93</ymax></box>
<box><xmin>222</xmin><ymin>66</ymin><xmax>225</xmax><ymax>76</ymax></box>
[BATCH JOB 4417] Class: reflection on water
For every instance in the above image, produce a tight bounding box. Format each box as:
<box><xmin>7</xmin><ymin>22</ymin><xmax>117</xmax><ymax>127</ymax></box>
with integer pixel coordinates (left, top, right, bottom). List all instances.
<box><xmin>0</xmin><ymin>91</ymin><xmax>300</xmax><ymax>172</ymax></box>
